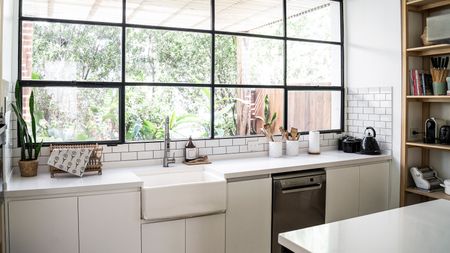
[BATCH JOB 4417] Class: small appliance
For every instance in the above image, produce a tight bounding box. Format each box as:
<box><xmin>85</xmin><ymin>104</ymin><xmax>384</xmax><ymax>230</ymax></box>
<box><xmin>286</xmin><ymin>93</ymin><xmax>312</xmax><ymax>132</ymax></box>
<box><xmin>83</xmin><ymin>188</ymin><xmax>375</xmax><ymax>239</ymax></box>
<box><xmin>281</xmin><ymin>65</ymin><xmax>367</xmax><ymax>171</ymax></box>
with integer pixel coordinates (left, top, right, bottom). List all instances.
<box><xmin>425</xmin><ymin>117</ymin><xmax>446</xmax><ymax>144</ymax></box>
<box><xmin>342</xmin><ymin>137</ymin><xmax>362</xmax><ymax>153</ymax></box>
<box><xmin>360</xmin><ymin>127</ymin><xmax>381</xmax><ymax>155</ymax></box>
<box><xmin>410</xmin><ymin>166</ymin><xmax>443</xmax><ymax>191</ymax></box>
<box><xmin>439</xmin><ymin>125</ymin><xmax>450</xmax><ymax>144</ymax></box>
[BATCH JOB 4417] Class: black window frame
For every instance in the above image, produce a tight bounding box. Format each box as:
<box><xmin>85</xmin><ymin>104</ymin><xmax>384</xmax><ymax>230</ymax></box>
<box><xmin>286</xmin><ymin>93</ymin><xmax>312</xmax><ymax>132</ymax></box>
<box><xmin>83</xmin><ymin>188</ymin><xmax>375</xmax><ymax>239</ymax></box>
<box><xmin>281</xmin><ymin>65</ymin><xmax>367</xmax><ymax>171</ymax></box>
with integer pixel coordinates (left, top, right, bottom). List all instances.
<box><xmin>18</xmin><ymin>0</ymin><xmax>345</xmax><ymax>145</ymax></box>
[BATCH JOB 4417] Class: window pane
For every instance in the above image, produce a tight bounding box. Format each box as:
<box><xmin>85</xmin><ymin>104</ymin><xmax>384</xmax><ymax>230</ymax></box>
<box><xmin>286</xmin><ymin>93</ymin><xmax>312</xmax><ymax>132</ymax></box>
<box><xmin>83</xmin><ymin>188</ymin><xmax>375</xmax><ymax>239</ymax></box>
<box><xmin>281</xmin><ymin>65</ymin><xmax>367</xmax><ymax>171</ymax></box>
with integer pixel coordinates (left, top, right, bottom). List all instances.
<box><xmin>125</xmin><ymin>86</ymin><xmax>211</xmax><ymax>141</ymax></box>
<box><xmin>126</xmin><ymin>0</ymin><xmax>210</xmax><ymax>30</ymax></box>
<box><xmin>126</xmin><ymin>28</ymin><xmax>211</xmax><ymax>83</ymax></box>
<box><xmin>215</xmin><ymin>35</ymin><xmax>283</xmax><ymax>85</ymax></box>
<box><xmin>22</xmin><ymin>0</ymin><xmax>122</xmax><ymax>23</ymax></box>
<box><xmin>22</xmin><ymin>87</ymin><xmax>119</xmax><ymax>142</ymax></box>
<box><xmin>288</xmin><ymin>90</ymin><xmax>341</xmax><ymax>131</ymax></box>
<box><xmin>287</xmin><ymin>0</ymin><xmax>341</xmax><ymax>42</ymax></box>
<box><xmin>21</xmin><ymin>21</ymin><xmax>121</xmax><ymax>82</ymax></box>
<box><xmin>287</xmin><ymin>41</ymin><xmax>341</xmax><ymax>86</ymax></box>
<box><xmin>215</xmin><ymin>88</ymin><xmax>283</xmax><ymax>137</ymax></box>
<box><xmin>215</xmin><ymin>0</ymin><xmax>283</xmax><ymax>36</ymax></box>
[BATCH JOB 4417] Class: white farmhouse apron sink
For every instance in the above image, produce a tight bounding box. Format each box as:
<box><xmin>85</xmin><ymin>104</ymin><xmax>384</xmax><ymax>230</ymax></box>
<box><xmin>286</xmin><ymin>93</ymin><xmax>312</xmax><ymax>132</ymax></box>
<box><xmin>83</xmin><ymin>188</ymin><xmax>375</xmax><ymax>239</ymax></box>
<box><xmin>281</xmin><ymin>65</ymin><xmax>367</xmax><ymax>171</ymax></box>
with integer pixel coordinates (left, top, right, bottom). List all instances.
<box><xmin>136</xmin><ymin>166</ymin><xmax>226</xmax><ymax>221</ymax></box>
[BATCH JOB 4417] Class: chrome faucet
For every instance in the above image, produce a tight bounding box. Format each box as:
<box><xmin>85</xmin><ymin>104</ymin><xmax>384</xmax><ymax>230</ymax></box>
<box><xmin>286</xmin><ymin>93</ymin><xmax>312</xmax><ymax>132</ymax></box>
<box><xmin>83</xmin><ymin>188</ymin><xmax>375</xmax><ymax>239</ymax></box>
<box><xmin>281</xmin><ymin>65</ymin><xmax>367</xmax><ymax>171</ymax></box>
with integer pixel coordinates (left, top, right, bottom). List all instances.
<box><xmin>163</xmin><ymin>116</ymin><xmax>175</xmax><ymax>167</ymax></box>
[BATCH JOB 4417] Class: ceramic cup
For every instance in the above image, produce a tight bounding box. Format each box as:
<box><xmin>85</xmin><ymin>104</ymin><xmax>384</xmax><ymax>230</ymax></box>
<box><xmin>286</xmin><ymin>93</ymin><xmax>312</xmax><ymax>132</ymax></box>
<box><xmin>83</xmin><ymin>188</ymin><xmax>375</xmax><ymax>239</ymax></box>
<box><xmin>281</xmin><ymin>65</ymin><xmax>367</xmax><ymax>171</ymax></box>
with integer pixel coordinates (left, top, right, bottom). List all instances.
<box><xmin>269</xmin><ymin>141</ymin><xmax>283</xmax><ymax>158</ymax></box>
<box><xmin>286</xmin><ymin>140</ymin><xmax>299</xmax><ymax>156</ymax></box>
<box><xmin>433</xmin><ymin>82</ymin><xmax>447</xmax><ymax>95</ymax></box>
<box><xmin>308</xmin><ymin>131</ymin><xmax>321</xmax><ymax>154</ymax></box>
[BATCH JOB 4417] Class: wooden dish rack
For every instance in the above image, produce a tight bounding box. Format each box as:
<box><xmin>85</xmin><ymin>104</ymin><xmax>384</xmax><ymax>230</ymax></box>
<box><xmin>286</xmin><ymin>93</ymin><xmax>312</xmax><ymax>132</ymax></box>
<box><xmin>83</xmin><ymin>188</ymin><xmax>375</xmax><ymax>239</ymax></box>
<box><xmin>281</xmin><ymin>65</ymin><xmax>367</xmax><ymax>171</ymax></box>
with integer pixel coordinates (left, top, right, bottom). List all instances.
<box><xmin>49</xmin><ymin>144</ymin><xmax>103</xmax><ymax>177</ymax></box>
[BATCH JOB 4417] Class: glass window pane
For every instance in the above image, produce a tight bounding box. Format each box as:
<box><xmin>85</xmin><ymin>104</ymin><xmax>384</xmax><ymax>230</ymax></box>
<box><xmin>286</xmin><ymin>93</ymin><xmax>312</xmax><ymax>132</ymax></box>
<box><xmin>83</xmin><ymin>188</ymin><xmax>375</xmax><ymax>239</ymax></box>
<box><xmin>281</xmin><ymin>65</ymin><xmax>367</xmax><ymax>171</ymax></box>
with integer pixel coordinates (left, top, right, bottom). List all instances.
<box><xmin>215</xmin><ymin>0</ymin><xmax>283</xmax><ymax>36</ymax></box>
<box><xmin>287</xmin><ymin>41</ymin><xmax>341</xmax><ymax>86</ymax></box>
<box><xmin>288</xmin><ymin>90</ymin><xmax>341</xmax><ymax>131</ymax></box>
<box><xmin>21</xmin><ymin>21</ymin><xmax>121</xmax><ymax>82</ymax></box>
<box><xmin>126</xmin><ymin>0</ymin><xmax>211</xmax><ymax>30</ymax></box>
<box><xmin>126</xmin><ymin>28</ymin><xmax>211</xmax><ymax>83</ymax></box>
<box><xmin>22</xmin><ymin>87</ymin><xmax>119</xmax><ymax>142</ymax></box>
<box><xmin>22</xmin><ymin>0</ymin><xmax>122</xmax><ymax>23</ymax></box>
<box><xmin>125</xmin><ymin>86</ymin><xmax>211</xmax><ymax>141</ymax></box>
<box><xmin>287</xmin><ymin>0</ymin><xmax>341</xmax><ymax>42</ymax></box>
<box><xmin>215</xmin><ymin>88</ymin><xmax>283</xmax><ymax>137</ymax></box>
<box><xmin>215</xmin><ymin>35</ymin><xmax>283</xmax><ymax>85</ymax></box>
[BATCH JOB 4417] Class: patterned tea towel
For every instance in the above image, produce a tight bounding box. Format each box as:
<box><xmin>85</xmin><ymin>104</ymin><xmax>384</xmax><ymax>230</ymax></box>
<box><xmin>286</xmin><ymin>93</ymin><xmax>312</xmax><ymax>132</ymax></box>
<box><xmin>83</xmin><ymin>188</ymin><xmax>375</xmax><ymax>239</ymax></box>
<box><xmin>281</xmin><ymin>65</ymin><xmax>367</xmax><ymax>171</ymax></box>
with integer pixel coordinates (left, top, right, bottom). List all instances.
<box><xmin>47</xmin><ymin>148</ymin><xmax>93</xmax><ymax>177</ymax></box>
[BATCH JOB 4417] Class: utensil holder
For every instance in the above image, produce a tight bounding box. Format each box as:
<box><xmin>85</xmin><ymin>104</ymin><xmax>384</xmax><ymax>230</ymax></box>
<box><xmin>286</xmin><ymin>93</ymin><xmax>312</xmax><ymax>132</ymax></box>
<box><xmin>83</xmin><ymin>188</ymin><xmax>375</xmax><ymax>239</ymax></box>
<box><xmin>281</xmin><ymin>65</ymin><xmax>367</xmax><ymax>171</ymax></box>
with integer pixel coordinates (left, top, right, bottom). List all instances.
<box><xmin>269</xmin><ymin>141</ymin><xmax>283</xmax><ymax>158</ymax></box>
<box><xmin>286</xmin><ymin>140</ymin><xmax>299</xmax><ymax>156</ymax></box>
<box><xmin>433</xmin><ymin>82</ymin><xmax>447</xmax><ymax>95</ymax></box>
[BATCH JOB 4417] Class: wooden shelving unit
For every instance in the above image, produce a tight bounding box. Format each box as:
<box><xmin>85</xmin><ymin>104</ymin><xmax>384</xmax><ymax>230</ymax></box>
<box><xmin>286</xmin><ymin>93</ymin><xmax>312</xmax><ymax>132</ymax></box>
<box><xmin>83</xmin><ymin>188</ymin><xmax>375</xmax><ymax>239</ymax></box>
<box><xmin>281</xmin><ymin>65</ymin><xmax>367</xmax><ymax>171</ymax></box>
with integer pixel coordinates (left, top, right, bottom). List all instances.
<box><xmin>406</xmin><ymin>141</ymin><xmax>450</xmax><ymax>151</ymax></box>
<box><xmin>407</xmin><ymin>0</ymin><xmax>450</xmax><ymax>11</ymax></box>
<box><xmin>407</xmin><ymin>95</ymin><xmax>450</xmax><ymax>102</ymax></box>
<box><xmin>401</xmin><ymin>0</ymin><xmax>450</xmax><ymax>206</ymax></box>
<box><xmin>407</xmin><ymin>44</ymin><xmax>450</xmax><ymax>56</ymax></box>
<box><xmin>405</xmin><ymin>187</ymin><xmax>450</xmax><ymax>201</ymax></box>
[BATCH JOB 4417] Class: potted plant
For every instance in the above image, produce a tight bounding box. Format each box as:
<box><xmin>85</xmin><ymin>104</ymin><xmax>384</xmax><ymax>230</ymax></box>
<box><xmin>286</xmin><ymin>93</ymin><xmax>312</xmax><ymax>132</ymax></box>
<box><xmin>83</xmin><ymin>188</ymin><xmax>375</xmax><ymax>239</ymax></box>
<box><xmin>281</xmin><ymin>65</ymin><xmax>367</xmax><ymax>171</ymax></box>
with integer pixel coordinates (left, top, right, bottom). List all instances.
<box><xmin>11</xmin><ymin>82</ymin><xmax>43</xmax><ymax>177</ymax></box>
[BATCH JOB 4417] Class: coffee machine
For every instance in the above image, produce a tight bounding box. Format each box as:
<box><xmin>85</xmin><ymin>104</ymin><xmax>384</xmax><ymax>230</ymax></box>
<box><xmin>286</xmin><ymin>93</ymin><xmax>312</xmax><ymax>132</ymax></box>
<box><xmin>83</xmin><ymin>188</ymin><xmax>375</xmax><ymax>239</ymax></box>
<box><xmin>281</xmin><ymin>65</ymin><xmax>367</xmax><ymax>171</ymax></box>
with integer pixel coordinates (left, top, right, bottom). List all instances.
<box><xmin>425</xmin><ymin>117</ymin><xmax>446</xmax><ymax>143</ymax></box>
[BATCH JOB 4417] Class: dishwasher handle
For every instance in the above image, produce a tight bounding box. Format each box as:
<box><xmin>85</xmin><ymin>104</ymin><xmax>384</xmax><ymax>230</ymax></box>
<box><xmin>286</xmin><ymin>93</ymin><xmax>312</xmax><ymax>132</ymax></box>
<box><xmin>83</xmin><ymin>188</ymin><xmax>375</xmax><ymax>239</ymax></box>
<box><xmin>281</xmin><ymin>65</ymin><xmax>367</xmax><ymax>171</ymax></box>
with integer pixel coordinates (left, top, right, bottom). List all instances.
<box><xmin>280</xmin><ymin>183</ymin><xmax>323</xmax><ymax>194</ymax></box>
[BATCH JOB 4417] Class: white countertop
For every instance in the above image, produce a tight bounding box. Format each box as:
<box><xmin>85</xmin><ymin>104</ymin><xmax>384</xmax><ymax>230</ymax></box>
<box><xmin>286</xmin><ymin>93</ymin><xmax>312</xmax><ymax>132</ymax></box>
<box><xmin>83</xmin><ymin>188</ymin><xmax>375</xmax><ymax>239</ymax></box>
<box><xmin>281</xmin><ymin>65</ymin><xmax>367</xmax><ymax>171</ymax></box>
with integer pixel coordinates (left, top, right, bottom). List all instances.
<box><xmin>5</xmin><ymin>167</ymin><xmax>143</xmax><ymax>198</ymax></box>
<box><xmin>279</xmin><ymin>199</ymin><xmax>450</xmax><ymax>253</ymax></box>
<box><xmin>207</xmin><ymin>150</ymin><xmax>391</xmax><ymax>179</ymax></box>
<box><xmin>4</xmin><ymin>150</ymin><xmax>391</xmax><ymax>198</ymax></box>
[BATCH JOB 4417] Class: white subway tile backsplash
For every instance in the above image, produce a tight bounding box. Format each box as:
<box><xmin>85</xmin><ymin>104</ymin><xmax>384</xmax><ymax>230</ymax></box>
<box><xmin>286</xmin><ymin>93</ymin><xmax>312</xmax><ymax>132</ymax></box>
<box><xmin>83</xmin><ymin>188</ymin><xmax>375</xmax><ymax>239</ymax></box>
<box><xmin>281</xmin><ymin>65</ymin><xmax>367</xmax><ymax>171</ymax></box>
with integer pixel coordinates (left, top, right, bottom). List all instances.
<box><xmin>129</xmin><ymin>143</ymin><xmax>145</xmax><ymax>152</ymax></box>
<box><xmin>219</xmin><ymin>139</ymin><xmax>233</xmax><ymax>146</ymax></box>
<box><xmin>213</xmin><ymin>147</ymin><xmax>226</xmax><ymax>155</ymax></box>
<box><xmin>199</xmin><ymin>147</ymin><xmax>212</xmax><ymax>156</ymax></box>
<box><xmin>112</xmin><ymin>144</ymin><xmax>128</xmax><ymax>153</ymax></box>
<box><xmin>121</xmin><ymin>152</ymin><xmax>137</xmax><ymax>161</ymax></box>
<box><xmin>233</xmin><ymin>138</ymin><xmax>246</xmax><ymax>146</ymax></box>
<box><xmin>104</xmin><ymin>153</ymin><xmax>121</xmax><ymax>162</ymax></box>
<box><xmin>226</xmin><ymin>146</ymin><xmax>239</xmax><ymax>154</ymax></box>
<box><xmin>138</xmin><ymin>151</ymin><xmax>154</xmax><ymax>160</ymax></box>
<box><xmin>205</xmin><ymin>140</ymin><xmax>219</xmax><ymax>147</ymax></box>
<box><xmin>145</xmin><ymin>142</ymin><xmax>160</xmax><ymax>151</ymax></box>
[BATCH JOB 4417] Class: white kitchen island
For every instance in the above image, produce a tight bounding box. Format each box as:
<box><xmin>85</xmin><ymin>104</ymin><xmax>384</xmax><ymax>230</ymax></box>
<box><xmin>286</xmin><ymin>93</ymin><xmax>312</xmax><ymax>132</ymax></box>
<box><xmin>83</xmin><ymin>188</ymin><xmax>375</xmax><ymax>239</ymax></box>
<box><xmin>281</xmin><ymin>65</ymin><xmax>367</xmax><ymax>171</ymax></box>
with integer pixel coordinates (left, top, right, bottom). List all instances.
<box><xmin>279</xmin><ymin>199</ymin><xmax>450</xmax><ymax>253</ymax></box>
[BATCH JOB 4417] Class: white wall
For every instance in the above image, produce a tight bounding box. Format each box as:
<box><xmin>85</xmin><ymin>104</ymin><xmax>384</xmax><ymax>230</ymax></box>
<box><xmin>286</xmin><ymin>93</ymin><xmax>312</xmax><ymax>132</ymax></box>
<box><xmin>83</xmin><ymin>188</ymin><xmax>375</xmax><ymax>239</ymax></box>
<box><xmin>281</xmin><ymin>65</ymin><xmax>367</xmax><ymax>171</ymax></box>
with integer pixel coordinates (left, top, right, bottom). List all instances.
<box><xmin>345</xmin><ymin>0</ymin><xmax>402</xmax><ymax>208</ymax></box>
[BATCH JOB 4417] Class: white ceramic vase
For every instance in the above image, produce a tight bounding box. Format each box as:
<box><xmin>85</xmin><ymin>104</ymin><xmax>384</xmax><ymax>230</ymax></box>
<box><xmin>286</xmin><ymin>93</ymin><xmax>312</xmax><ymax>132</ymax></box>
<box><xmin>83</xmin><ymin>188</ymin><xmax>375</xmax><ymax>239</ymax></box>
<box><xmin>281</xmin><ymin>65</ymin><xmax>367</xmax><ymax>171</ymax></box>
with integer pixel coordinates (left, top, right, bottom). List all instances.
<box><xmin>269</xmin><ymin>141</ymin><xmax>283</xmax><ymax>158</ymax></box>
<box><xmin>286</xmin><ymin>140</ymin><xmax>299</xmax><ymax>156</ymax></box>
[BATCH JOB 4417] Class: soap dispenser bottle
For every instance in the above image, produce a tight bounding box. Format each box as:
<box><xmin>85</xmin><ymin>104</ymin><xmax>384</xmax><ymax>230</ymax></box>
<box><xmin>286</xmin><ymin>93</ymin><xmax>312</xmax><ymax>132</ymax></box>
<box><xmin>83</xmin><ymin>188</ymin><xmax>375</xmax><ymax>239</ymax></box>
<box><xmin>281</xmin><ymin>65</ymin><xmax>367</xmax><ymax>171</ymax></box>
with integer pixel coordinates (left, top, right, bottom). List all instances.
<box><xmin>185</xmin><ymin>137</ymin><xmax>198</xmax><ymax>162</ymax></box>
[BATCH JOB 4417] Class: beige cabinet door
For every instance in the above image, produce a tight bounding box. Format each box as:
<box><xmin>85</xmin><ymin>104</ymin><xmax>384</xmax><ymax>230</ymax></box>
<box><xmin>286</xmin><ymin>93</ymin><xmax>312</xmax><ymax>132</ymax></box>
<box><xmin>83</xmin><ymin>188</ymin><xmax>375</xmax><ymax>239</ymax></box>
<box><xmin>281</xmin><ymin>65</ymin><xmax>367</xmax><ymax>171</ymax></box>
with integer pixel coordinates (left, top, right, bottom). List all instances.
<box><xmin>186</xmin><ymin>214</ymin><xmax>225</xmax><ymax>253</ymax></box>
<box><xmin>326</xmin><ymin>166</ymin><xmax>360</xmax><ymax>223</ymax></box>
<box><xmin>9</xmin><ymin>197</ymin><xmax>79</xmax><ymax>253</ymax></box>
<box><xmin>142</xmin><ymin>219</ymin><xmax>185</xmax><ymax>253</ymax></box>
<box><xmin>78</xmin><ymin>192</ymin><xmax>141</xmax><ymax>253</ymax></box>
<box><xmin>226</xmin><ymin>178</ymin><xmax>272</xmax><ymax>253</ymax></box>
<box><xmin>359</xmin><ymin>162</ymin><xmax>390</xmax><ymax>215</ymax></box>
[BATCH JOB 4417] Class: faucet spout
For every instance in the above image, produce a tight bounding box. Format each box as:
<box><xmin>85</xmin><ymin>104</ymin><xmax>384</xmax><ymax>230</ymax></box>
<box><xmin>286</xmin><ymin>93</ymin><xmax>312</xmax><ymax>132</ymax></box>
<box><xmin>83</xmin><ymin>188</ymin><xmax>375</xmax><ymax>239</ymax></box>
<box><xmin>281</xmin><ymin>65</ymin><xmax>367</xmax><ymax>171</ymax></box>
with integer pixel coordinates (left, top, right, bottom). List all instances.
<box><xmin>163</xmin><ymin>116</ymin><xmax>175</xmax><ymax>167</ymax></box>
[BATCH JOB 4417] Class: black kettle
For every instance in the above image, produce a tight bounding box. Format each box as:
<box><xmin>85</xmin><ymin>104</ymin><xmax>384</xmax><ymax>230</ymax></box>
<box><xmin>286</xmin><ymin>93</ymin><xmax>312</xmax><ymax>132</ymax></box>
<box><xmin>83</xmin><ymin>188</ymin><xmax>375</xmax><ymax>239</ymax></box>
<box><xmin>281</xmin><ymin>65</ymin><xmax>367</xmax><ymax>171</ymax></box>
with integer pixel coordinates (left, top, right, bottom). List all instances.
<box><xmin>360</xmin><ymin>127</ymin><xmax>381</xmax><ymax>155</ymax></box>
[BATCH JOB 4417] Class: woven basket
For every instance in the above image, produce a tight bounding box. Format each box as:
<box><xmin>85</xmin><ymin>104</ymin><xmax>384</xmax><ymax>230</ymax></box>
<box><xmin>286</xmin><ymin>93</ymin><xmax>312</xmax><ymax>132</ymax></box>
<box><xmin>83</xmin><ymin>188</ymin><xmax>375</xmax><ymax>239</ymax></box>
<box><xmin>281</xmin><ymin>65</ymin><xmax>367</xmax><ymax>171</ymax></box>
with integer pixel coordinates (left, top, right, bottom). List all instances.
<box><xmin>49</xmin><ymin>144</ymin><xmax>103</xmax><ymax>177</ymax></box>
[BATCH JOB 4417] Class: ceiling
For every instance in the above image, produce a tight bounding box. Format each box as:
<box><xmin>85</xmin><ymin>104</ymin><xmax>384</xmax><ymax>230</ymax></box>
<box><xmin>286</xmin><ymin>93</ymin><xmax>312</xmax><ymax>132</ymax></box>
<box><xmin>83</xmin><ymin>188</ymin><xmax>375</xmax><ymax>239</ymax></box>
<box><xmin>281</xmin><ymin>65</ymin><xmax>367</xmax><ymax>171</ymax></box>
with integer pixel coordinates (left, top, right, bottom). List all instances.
<box><xmin>23</xmin><ymin>0</ymin><xmax>332</xmax><ymax>32</ymax></box>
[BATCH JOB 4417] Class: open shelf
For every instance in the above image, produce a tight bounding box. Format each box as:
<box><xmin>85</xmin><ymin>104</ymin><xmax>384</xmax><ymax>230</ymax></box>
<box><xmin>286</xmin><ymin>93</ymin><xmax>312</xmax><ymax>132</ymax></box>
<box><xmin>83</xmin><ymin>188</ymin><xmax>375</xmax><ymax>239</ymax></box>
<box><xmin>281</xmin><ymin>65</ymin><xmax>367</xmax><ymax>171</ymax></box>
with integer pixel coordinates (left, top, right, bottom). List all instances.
<box><xmin>407</xmin><ymin>96</ymin><xmax>450</xmax><ymax>102</ymax></box>
<box><xmin>406</xmin><ymin>187</ymin><xmax>450</xmax><ymax>200</ymax></box>
<box><xmin>407</xmin><ymin>0</ymin><xmax>450</xmax><ymax>11</ymax></box>
<box><xmin>407</xmin><ymin>44</ymin><xmax>450</xmax><ymax>56</ymax></box>
<box><xmin>406</xmin><ymin>141</ymin><xmax>450</xmax><ymax>151</ymax></box>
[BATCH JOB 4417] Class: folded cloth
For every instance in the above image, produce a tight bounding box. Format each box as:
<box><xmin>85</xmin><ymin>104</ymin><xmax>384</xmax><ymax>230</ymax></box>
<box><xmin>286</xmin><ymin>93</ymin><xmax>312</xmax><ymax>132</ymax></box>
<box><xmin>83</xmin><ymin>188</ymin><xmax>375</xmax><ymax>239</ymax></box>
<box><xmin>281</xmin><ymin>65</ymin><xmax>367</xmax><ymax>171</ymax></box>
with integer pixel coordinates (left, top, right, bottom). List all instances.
<box><xmin>47</xmin><ymin>148</ymin><xmax>93</xmax><ymax>177</ymax></box>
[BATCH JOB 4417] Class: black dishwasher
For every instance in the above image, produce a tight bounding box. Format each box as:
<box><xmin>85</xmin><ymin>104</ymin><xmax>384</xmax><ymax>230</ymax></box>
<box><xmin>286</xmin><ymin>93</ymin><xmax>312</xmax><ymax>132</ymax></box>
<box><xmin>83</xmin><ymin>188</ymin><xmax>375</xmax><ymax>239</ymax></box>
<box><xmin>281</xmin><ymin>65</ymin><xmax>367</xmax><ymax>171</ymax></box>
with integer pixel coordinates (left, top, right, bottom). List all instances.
<box><xmin>272</xmin><ymin>169</ymin><xmax>326</xmax><ymax>253</ymax></box>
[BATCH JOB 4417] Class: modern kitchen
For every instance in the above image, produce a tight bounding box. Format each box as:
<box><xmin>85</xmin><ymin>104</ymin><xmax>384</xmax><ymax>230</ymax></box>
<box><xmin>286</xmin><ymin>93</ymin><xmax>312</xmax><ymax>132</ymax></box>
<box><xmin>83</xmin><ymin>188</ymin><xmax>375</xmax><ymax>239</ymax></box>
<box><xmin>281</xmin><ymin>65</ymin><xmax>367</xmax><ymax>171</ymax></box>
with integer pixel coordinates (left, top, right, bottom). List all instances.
<box><xmin>0</xmin><ymin>0</ymin><xmax>450</xmax><ymax>253</ymax></box>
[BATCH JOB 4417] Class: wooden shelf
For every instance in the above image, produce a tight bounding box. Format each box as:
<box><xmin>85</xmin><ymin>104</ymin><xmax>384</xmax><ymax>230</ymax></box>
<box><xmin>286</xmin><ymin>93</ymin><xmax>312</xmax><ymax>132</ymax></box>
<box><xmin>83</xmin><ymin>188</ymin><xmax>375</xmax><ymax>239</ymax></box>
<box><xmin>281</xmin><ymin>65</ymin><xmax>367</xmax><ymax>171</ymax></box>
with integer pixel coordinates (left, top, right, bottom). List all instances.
<box><xmin>406</xmin><ymin>187</ymin><xmax>450</xmax><ymax>200</ymax></box>
<box><xmin>407</xmin><ymin>0</ymin><xmax>450</xmax><ymax>11</ymax></box>
<box><xmin>406</xmin><ymin>141</ymin><xmax>450</xmax><ymax>151</ymax></box>
<box><xmin>407</xmin><ymin>44</ymin><xmax>450</xmax><ymax>56</ymax></box>
<box><xmin>407</xmin><ymin>96</ymin><xmax>450</xmax><ymax>102</ymax></box>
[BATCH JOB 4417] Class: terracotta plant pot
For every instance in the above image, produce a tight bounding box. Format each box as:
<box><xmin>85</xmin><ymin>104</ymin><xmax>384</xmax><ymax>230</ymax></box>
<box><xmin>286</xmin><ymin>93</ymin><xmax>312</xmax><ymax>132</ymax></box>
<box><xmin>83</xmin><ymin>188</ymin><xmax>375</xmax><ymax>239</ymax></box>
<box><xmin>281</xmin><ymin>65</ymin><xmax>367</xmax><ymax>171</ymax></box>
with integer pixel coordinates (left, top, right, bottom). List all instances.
<box><xmin>18</xmin><ymin>160</ymin><xmax>39</xmax><ymax>177</ymax></box>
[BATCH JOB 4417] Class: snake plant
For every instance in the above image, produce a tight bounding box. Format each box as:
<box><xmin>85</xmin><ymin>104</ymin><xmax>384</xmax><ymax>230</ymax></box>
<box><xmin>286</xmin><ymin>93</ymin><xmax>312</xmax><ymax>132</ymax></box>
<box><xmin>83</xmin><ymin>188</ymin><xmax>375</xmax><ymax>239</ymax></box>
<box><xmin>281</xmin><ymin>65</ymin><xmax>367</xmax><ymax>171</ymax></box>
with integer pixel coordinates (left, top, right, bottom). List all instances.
<box><xmin>11</xmin><ymin>81</ymin><xmax>43</xmax><ymax>161</ymax></box>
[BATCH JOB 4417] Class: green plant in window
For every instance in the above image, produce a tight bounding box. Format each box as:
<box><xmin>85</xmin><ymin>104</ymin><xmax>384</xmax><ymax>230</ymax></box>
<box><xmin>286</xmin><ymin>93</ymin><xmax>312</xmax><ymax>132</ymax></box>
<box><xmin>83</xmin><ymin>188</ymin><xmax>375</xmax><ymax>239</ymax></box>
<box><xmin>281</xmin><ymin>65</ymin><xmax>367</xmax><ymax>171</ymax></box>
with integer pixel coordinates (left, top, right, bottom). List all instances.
<box><xmin>11</xmin><ymin>81</ymin><xmax>43</xmax><ymax>161</ymax></box>
<box><xmin>256</xmin><ymin>95</ymin><xmax>277</xmax><ymax>133</ymax></box>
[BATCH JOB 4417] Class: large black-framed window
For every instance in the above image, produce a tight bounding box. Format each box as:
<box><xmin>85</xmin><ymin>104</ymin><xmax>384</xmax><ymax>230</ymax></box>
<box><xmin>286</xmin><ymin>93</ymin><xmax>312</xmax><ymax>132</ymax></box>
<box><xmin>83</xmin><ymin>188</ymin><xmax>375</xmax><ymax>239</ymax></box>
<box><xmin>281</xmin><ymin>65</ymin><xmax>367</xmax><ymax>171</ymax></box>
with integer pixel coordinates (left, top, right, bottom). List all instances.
<box><xmin>18</xmin><ymin>0</ymin><xmax>344</xmax><ymax>145</ymax></box>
